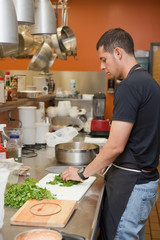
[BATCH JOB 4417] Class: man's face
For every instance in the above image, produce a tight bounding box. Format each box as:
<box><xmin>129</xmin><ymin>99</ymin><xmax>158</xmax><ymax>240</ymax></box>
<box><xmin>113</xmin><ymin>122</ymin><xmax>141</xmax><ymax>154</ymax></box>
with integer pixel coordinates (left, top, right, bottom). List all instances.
<box><xmin>98</xmin><ymin>45</ymin><xmax>122</xmax><ymax>80</ymax></box>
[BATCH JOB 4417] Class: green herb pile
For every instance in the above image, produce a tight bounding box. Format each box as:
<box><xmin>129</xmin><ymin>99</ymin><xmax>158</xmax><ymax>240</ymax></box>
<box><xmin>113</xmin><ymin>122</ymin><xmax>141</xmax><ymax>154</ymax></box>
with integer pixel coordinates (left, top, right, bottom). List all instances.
<box><xmin>5</xmin><ymin>178</ymin><xmax>55</xmax><ymax>208</ymax></box>
<box><xmin>46</xmin><ymin>174</ymin><xmax>82</xmax><ymax>187</ymax></box>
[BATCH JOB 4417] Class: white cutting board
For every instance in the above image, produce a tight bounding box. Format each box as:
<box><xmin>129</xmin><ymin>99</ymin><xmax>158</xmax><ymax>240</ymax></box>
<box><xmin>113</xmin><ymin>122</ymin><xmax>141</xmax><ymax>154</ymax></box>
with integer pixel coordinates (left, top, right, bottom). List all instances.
<box><xmin>37</xmin><ymin>173</ymin><xmax>96</xmax><ymax>201</ymax></box>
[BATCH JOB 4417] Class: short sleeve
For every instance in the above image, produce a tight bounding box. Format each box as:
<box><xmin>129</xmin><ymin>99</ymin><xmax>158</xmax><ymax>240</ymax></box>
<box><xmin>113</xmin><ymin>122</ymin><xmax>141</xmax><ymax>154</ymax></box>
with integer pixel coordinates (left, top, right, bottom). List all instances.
<box><xmin>112</xmin><ymin>83</ymin><xmax>140</xmax><ymax>123</ymax></box>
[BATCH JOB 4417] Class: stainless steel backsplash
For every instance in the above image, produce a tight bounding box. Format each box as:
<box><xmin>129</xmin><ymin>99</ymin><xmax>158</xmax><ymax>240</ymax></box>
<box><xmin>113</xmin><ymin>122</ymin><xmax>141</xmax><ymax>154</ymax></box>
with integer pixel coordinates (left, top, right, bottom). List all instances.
<box><xmin>0</xmin><ymin>70</ymin><xmax>106</xmax><ymax>94</ymax></box>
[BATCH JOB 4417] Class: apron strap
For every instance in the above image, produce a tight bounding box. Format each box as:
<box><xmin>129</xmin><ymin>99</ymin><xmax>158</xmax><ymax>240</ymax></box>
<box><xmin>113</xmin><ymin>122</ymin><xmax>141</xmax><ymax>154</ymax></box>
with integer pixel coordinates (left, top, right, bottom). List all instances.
<box><xmin>112</xmin><ymin>164</ymin><xmax>153</xmax><ymax>173</ymax></box>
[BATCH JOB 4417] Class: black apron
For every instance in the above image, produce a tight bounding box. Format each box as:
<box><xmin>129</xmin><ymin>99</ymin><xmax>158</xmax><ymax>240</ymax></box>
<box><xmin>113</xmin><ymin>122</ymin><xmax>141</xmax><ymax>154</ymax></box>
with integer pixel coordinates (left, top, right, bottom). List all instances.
<box><xmin>99</xmin><ymin>64</ymin><xmax>142</xmax><ymax>240</ymax></box>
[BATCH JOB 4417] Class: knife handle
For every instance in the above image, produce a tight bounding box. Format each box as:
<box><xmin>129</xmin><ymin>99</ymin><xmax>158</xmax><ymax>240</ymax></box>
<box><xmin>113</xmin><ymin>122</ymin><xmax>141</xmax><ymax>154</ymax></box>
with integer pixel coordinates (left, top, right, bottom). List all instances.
<box><xmin>61</xmin><ymin>231</ymin><xmax>85</xmax><ymax>240</ymax></box>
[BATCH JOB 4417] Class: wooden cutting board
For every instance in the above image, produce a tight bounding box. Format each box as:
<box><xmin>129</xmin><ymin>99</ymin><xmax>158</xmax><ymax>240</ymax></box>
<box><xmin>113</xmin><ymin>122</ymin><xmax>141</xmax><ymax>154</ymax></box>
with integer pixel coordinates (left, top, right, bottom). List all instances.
<box><xmin>10</xmin><ymin>199</ymin><xmax>77</xmax><ymax>228</ymax></box>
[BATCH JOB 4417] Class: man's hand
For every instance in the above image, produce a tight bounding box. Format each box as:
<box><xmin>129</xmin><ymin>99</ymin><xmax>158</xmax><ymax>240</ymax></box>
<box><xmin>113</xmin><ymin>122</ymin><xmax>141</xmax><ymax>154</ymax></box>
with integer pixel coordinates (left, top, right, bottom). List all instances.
<box><xmin>61</xmin><ymin>166</ymin><xmax>82</xmax><ymax>181</ymax></box>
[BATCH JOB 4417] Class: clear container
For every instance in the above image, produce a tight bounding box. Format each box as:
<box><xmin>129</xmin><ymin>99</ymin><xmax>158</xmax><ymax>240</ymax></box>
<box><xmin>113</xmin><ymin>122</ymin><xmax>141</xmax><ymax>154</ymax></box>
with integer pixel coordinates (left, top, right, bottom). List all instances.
<box><xmin>5</xmin><ymin>128</ymin><xmax>23</xmax><ymax>147</ymax></box>
<box><xmin>93</xmin><ymin>93</ymin><xmax>106</xmax><ymax>120</ymax></box>
<box><xmin>0</xmin><ymin>159</ymin><xmax>22</xmax><ymax>189</ymax></box>
<box><xmin>6</xmin><ymin>135</ymin><xmax>22</xmax><ymax>163</ymax></box>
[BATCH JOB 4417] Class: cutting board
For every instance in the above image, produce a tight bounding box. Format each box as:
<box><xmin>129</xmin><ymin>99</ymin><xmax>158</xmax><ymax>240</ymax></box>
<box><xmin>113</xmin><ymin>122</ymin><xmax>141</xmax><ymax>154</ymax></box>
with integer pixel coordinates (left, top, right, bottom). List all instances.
<box><xmin>37</xmin><ymin>173</ymin><xmax>96</xmax><ymax>201</ymax></box>
<box><xmin>10</xmin><ymin>199</ymin><xmax>77</xmax><ymax>228</ymax></box>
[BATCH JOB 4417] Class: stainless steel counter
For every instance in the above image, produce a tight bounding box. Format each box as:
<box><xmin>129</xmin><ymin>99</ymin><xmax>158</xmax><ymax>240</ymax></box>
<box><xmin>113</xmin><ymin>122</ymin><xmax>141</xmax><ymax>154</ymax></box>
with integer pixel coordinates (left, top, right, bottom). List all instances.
<box><xmin>1</xmin><ymin>146</ymin><xmax>104</xmax><ymax>240</ymax></box>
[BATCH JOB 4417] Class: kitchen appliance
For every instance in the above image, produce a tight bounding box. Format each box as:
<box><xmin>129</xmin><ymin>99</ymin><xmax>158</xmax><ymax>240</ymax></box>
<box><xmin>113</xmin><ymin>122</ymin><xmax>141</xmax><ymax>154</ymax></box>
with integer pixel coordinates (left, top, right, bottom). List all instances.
<box><xmin>33</xmin><ymin>72</ymin><xmax>55</xmax><ymax>95</ymax></box>
<box><xmin>91</xmin><ymin>93</ymin><xmax>110</xmax><ymax>138</ymax></box>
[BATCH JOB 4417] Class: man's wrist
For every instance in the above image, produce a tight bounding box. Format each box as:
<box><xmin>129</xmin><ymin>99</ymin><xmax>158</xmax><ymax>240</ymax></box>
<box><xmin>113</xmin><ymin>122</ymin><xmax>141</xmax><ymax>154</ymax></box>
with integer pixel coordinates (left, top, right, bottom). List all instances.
<box><xmin>77</xmin><ymin>167</ymin><xmax>89</xmax><ymax>180</ymax></box>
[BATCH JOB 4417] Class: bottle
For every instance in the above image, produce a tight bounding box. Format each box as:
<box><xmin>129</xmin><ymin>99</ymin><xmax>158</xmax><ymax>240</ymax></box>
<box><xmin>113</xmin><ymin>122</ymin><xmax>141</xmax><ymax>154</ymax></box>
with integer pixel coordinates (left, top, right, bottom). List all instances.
<box><xmin>10</xmin><ymin>76</ymin><xmax>18</xmax><ymax>101</ymax></box>
<box><xmin>0</xmin><ymin>77</ymin><xmax>6</xmax><ymax>104</ymax></box>
<box><xmin>4</xmin><ymin>72</ymin><xmax>10</xmax><ymax>84</ymax></box>
<box><xmin>6</xmin><ymin>79</ymin><xmax>12</xmax><ymax>101</ymax></box>
<box><xmin>0</xmin><ymin>137</ymin><xmax>7</xmax><ymax>160</ymax></box>
<box><xmin>70</xmin><ymin>79</ymin><xmax>76</xmax><ymax>97</ymax></box>
<box><xmin>6</xmin><ymin>135</ymin><xmax>22</xmax><ymax>162</ymax></box>
<box><xmin>4</xmin><ymin>72</ymin><xmax>10</xmax><ymax>101</ymax></box>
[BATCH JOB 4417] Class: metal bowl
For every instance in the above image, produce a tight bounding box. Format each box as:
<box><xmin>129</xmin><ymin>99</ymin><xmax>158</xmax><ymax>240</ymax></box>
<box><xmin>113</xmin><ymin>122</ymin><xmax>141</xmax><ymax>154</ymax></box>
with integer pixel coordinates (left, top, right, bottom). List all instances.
<box><xmin>57</xmin><ymin>26</ymin><xmax>77</xmax><ymax>57</ymax></box>
<box><xmin>55</xmin><ymin>142</ymin><xmax>99</xmax><ymax>165</ymax></box>
<box><xmin>18</xmin><ymin>90</ymin><xmax>43</xmax><ymax>98</ymax></box>
<box><xmin>28</xmin><ymin>41</ymin><xmax>56</xmax><ymax>72</ymax></box>
<box><xmin>15</xmin><ymin>228</ymin><xmax>62</xmax><ymax>240</ymax></box>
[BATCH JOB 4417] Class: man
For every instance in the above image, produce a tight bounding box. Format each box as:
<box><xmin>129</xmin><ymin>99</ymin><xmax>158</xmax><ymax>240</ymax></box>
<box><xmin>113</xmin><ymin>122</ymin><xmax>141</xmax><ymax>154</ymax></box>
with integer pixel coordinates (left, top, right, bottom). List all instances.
<box><xmin>61</xmin><ymin>28</ymin><xmax>160</xmax><ymax>239</ymax></box>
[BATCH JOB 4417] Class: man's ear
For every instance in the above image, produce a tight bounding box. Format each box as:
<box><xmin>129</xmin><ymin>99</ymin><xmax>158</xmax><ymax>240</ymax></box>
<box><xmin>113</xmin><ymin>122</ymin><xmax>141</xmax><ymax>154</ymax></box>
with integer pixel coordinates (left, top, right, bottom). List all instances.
<box><xmin>114</xmin><ymin>47</ymin><xmax>122</xmax><ymax>60</ymax></box>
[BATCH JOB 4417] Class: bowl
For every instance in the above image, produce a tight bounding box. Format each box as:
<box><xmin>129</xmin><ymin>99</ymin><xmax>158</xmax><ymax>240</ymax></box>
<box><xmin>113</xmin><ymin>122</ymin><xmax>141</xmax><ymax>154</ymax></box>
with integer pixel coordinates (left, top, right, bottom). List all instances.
<box><xmin>28</xmin><ymin>41</ymin><xmax>56</xmax><ymax>72</ymax></box>
<box><xmin>18</xmin><ymin>90</ymin><xmax>43</xmax><ymax>98</ymax></box>
<box><xmin>15</xmin><ymin>229</ymin><xmax>62</xmax><ymax>240</ymax></box>
<box><xmin>55</xmin><ymin>142</ymin><xmax>99</xmax><ymax>165</ymax></box>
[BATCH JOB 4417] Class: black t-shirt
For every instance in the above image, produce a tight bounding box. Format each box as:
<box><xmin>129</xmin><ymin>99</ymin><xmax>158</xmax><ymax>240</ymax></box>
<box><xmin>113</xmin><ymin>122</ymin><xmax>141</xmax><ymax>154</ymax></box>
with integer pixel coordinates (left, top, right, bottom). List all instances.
<box><xmin>112</xmin><ymin>67</ymin><xmax>160</xmax><ymax>184</ymax></box>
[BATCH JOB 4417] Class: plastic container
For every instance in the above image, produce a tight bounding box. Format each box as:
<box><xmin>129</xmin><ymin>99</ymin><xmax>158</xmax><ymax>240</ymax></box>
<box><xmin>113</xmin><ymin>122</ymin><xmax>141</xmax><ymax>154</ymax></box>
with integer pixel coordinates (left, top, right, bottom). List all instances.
<box><xmin>17</xmin><ymin>75</ymin><xmax>26</xmax><ymax>91</ymax></box>
<box><xmin>22</xmin><ymin>126</ymin><xmax>36</xmax><ymax>145</ymax></box>
<box><xmin>0</xmin><ymin>158</ymin><xmax>22</xmax><ymax>188</ymax></box>
<box><xmin>5</xmin><ymin>128</ymin><xmax>23</xmax><ymax>148</ymax></box>
<box><xmin>6</xmin><ymin>135</ymin><xmax>22</xmax><ymax>162</ymax></box>
<box><xmin>36</xmin><ymin>123</ymin><xmax>50</xmax><ymax>144</ymax></box>
<box><xmin>18</xmin><ymin>106</ymin><xmax>37</xmax><ymax>127</ymax></box>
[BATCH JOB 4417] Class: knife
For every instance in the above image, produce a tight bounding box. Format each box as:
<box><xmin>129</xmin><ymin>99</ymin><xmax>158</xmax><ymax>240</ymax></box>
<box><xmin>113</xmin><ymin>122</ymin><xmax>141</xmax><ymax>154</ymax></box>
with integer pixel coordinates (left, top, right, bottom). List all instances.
<box><xmin>61</xmin><ymin>231</ymin><xmax>85</xmax><ymax>240</ymax></box>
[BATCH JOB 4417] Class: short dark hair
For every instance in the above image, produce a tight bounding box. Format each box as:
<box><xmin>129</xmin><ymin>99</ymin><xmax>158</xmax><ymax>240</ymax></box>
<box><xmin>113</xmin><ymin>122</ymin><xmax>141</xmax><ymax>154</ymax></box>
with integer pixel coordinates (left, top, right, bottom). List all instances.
<box><xmin>96</xmin><ymin>28</ymin><xmax>134</xmax><ymax>55</ymax></box>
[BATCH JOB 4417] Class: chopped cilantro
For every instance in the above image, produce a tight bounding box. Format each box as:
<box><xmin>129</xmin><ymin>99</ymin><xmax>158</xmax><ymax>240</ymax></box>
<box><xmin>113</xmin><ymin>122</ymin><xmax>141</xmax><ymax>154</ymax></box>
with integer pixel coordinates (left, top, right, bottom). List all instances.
<box><xmin>46</xmin><ymin>174</ymin><xmax>82</xmax><ymax>187</ymax></box>
<box><xmin>5</xmin><ymin>178</ymin><xmax>55</xmax><ymax>208</ymax></box>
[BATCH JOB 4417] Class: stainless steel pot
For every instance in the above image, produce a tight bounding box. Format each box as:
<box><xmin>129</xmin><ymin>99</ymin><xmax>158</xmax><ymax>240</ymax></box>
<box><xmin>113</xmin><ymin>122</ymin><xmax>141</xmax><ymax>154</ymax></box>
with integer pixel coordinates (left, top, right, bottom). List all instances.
<box><xmin>55</xmin><ymin>142</ymin><xmax>99</xmax><ymax>165</ymax></box>
<box><xmin>47</xmin><ymin>34</ymin><xmax>67</xmax><ymax>60</ymax></box>
<box><xmin>28</xmin><ymin>41</ymin><xmax>56</xmax><ymax>72</ymax></box>
<box><xmin>57</xmin><ymin>26</ymin><xmax>77</xmax><ymax>57</ymax></box>
<box><xmin>0</xmin><ymin>43</ymin><xmax>18</xmax><ymax>58</ymax></box>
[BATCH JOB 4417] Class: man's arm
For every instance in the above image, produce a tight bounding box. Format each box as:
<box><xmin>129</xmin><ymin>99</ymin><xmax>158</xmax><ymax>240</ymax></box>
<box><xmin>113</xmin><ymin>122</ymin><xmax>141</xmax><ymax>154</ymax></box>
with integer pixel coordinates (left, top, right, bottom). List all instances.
<box><xmin>61</xmin><ymin>120</ymin><xmax>134</xmax><ymax>181</ymax></box>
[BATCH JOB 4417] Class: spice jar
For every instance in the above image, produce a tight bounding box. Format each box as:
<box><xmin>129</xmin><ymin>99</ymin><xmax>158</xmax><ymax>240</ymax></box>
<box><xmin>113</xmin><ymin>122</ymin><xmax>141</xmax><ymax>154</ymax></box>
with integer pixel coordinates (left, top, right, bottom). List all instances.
<box><xmin>10</xmin><ymin>76</ymin><xmax>18</xmax><ymax>101</ymax></box>
<box><xmin>6</xmin><ymin>135</ymin><xmax>22</xmax><ymax>162</ymax></box>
